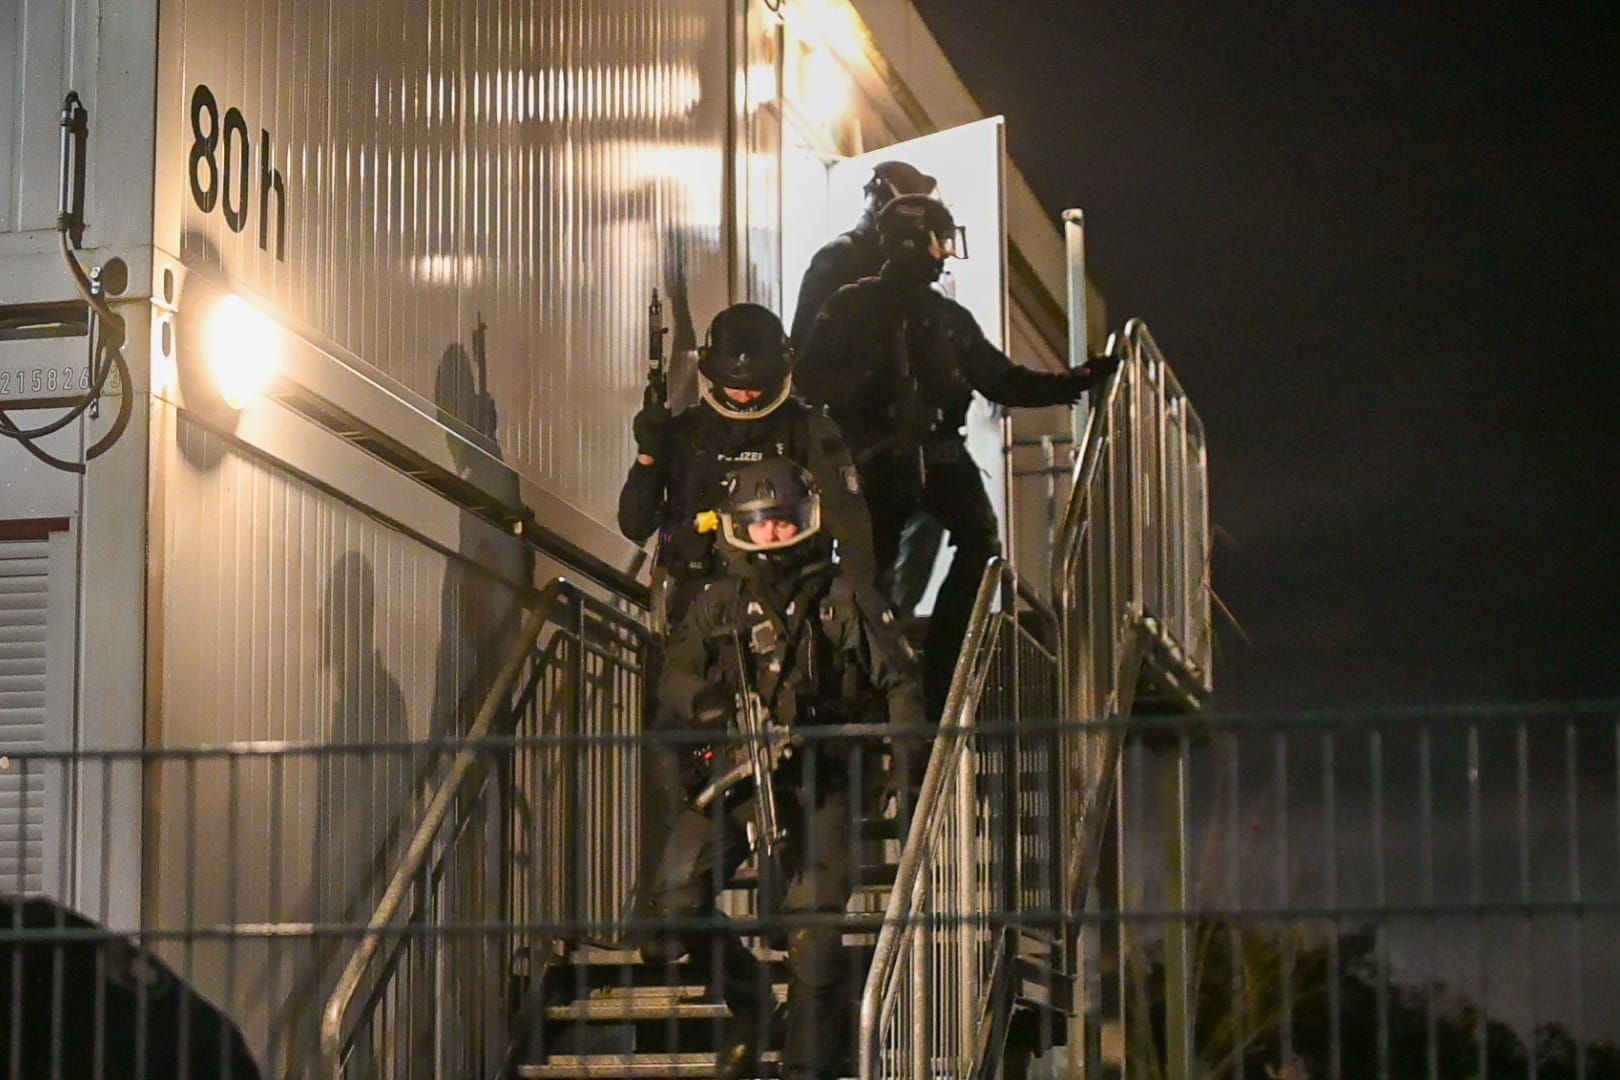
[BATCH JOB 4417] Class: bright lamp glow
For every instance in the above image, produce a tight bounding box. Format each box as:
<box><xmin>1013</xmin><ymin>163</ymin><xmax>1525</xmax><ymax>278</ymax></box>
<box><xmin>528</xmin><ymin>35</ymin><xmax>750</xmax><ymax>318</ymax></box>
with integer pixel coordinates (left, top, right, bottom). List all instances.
<box><xmin>793</xmin><ymin>0</ymin><xmax>866</xmax><ymax>60</ymax></box>
<box><xmin>208</xmin><ymin>293</ymin><xmax>281</xmax><ymax>409</ymax></box>
<box><xmin>801</xmin><ymin>47</ymin><xmax>849</xmax><ymax>127</ymax></box>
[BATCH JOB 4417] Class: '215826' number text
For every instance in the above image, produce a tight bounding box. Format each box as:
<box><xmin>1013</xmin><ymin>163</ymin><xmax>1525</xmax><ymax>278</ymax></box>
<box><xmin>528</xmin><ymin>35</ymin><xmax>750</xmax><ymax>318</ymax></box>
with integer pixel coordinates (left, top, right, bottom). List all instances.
<box><xmin>0</xmin><ymin>366</ymin><xmax>123</xmax><ymax>399</ymax></box>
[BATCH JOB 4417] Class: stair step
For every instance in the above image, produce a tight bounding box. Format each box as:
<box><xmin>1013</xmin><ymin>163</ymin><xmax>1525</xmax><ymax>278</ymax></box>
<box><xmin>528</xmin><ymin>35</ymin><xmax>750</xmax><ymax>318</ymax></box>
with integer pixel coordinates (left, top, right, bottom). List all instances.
<box><xmin>545</xmin><ymin>984</ymin><xmax>788</xmax><ymax>1022</ymax></box>
<box><xmin>517</xmin><ymin>1050</ymin><xmax>783</xmax><ymax>1078</ymax></box>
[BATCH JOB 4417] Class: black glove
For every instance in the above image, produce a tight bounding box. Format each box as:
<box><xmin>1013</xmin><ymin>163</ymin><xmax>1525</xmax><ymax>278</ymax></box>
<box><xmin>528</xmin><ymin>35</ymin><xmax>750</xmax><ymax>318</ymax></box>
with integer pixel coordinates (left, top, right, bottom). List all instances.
<box><xmin>1057</xmin><ymin>349</ymin><xmax>1123</xmax><ymax>400</ymax></box>
<box><xmin>1079</xmin><ymin>347</ymin><xmax>1122</xmax><ymax>383</ymax></box>
<box><xmin>632</xmin><ymin>388</ymin><xmax>671</xmax><ymax>456</ymax></box>
<box><xmin>691</xmin><ymin>683</ymin><xmax>736</xmax><ymax>730</ymax></box>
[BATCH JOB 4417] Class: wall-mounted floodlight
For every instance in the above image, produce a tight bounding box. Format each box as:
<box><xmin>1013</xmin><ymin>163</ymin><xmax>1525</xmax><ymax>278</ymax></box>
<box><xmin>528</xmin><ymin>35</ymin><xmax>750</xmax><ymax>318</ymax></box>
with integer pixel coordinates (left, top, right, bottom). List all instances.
<box><xmin>207</xmin><ymin>293</ymin><xmax>281</xmax><ymax>409</ymax></box>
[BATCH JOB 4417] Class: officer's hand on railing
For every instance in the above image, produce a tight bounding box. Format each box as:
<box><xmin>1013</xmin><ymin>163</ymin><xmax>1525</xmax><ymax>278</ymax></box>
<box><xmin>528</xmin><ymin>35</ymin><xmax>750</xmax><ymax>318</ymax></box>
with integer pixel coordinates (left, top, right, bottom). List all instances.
<box><xmin>632</xmin><ymin>388</ymin><xmax>671</xmax><ymax>457</ymax></box>
<box><xmin>1084</xmin><ymin>346</ymin><xmax>1122</xmax><ymax>382</ymax></box>
<box><xmin>691</xmin><ymin>683</ymin><xmax>735</xmax><ymax>730</ymax></box>
<box><xmin>1060</xmin><ymin>349</ymin><xmax>1121</xmax><ymax>399</ymax></box>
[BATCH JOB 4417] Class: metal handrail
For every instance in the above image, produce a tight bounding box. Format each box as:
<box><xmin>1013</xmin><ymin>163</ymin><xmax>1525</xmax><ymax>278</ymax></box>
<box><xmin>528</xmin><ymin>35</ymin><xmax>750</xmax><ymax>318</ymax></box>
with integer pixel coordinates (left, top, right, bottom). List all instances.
<box><xmin>1046</xmin><ymin>317</ymin><xmax>1211</xmax><ymax>1080</ymax></box>
<box><xmin>858</xmin><ymin>557</ymin><xmax>1026</xmax><ymax>1078</ymax></box>
<box><xmin>1051</xmin><ymin>318</ymin><xmax>1211</xmax><ymax>901</ymax></box>
<box><xmin>318</xmin><ymin>594</ymin><xmax>555</xmax><ymax>1074</ymax></box>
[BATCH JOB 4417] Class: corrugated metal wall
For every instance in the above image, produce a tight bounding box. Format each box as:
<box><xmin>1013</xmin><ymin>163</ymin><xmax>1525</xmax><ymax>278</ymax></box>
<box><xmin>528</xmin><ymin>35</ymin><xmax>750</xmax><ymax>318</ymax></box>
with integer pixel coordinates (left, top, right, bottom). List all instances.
<box><xmin>158</xmin><ymin>0</ymin><xmax>745</xmax><ymax>530</ymax></box>
<box><xmin>148</xmin><ymin>409</ymin><xmax>527</xmax><ymax>1069</ymax></box>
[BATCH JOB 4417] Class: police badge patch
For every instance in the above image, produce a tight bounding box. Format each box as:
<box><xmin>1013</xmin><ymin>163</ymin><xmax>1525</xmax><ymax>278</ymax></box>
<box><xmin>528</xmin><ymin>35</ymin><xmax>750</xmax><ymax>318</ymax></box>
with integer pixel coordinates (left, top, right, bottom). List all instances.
<box><xmin>839</xmin><ymin>465</ymin><xmax>861</xmax><ymax>495</ymax></box>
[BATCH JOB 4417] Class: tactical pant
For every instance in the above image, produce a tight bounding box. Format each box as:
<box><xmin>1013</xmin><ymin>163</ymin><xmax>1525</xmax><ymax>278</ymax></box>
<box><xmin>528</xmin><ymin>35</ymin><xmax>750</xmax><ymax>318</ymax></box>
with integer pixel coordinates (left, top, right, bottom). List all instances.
<box><xmin>645</xmin><ymin>746</ymin><xmax>855</xmax><ymax>1078</ymax></box>
<box><xmin>865</xmin><ymin>443</ymin><xmax>1001</xmax><ymax>722</ymax></box>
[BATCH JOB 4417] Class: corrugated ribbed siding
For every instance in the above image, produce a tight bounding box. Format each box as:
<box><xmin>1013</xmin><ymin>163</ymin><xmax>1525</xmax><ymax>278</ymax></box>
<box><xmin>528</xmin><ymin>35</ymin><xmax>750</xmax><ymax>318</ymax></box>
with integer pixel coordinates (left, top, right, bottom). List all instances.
<box><xmin>165</xmin><ymin>0</ymin><xmax>745</xmax><ymax>530</ymax></box>
<box><xmin>0</xmin><ymin>540</ymin><xmax>49</xmax><ymax>893</ymax></box>
<box><xmin>149</xmin><ymin>412</ymin><xmax>527</xmax><ymax>1066</ymax></box>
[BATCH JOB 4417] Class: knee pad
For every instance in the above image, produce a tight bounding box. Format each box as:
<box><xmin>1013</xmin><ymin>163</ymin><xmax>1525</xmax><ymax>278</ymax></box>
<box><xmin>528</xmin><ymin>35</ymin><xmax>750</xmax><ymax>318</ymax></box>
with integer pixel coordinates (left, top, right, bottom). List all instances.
<box><xmin>786</xmin><ymin>926</ymin><xmax>845</xmax><ymax>989</ymax></box>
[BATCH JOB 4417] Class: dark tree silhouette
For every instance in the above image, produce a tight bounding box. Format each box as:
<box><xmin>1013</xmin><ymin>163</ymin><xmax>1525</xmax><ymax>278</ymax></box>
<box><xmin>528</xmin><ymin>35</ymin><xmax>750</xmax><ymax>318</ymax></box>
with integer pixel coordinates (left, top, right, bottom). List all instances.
<box><xmin>1123</xmin><ymin>921</ymin><xmax>1620</xmax><ymax>1079</ymax></box>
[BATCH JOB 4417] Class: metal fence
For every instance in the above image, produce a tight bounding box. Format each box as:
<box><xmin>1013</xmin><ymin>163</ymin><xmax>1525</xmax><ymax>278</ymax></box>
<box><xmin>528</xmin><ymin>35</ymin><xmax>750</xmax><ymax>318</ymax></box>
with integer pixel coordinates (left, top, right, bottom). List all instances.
<box><xmin>5</xmin><ymin>704</ymin><xmax>1618</xmax><ymax>1077</ymax></box>
<box><xmin>1083</xmin><ymin>704</ymin><xmax>1620</xmax><ymax>1080</ymax></box>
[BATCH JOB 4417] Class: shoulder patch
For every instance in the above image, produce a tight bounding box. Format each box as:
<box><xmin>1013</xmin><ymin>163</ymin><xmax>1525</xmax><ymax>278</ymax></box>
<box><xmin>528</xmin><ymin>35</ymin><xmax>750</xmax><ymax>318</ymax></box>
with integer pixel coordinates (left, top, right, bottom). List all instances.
<box><xmin>839</xmin><ymin>464</ymin><xmax>861</xmax><ymax>495</ymax></box>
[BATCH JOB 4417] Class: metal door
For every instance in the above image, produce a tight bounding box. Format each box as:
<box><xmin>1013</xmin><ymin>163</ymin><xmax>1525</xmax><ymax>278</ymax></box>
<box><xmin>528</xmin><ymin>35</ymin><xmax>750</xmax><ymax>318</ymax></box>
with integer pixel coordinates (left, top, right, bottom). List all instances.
<box><xmin>787</xmin><ymin>117</ymin><xmax>1010</xmax><ymax>612</ymax></box>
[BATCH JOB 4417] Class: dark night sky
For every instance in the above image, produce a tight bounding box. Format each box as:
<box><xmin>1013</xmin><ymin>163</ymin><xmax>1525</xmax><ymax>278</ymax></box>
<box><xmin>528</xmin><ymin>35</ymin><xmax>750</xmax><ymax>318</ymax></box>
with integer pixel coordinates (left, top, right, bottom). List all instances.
<box><xmin>910</xmin><ymin>2</ymin><xmax>1620</xmax><ymax>712</ymax></box>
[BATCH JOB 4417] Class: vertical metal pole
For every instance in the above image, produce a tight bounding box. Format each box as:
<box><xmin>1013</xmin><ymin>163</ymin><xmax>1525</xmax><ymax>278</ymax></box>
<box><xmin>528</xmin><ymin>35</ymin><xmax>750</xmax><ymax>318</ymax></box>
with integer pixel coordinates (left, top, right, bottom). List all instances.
<box><xmin>1566</xmin><ymin>720</ymin><xmax>1587</xmax><ymax>1080</ymax></box>
<box><xmin>912</xmin><ymin>873</ymin><xmax>932</xmax><ymax>1080</ymax></box>
<box><xmin>1064</xmin><ymin>209</ymin><xmax>1088</xmax><ymax>450</ymax></box>
<box><xmin>1162</xmin><ymin>742</ymin><xmax>1192</xmax><ymax>1079</ymax></box>
<box><xmin>1042</xmin><ymin>434</ymin><xmax>1057</xmax><ymax>556</ymax></box>
<box><xmin>1062</xmin><ymin>207</ymin><xmax>1093</xmax><ymax>1080</ymax></box>
<box><xmin>958</xmin><ymin>747</ymin><xmax>976</xmax><ymax>1071</ymax></box>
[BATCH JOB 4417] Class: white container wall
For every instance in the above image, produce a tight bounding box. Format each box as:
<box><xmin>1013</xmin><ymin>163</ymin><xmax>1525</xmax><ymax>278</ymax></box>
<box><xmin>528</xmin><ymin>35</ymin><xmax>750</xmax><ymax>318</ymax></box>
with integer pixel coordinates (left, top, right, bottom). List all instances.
<box><xmin>153</xmin><ymin>0</ymin><xmax>746</xmax><ymax>532</ymax></box>
<box><xmin>147</xmin><ymin>410</ymin><xmax>529</xmax><ymax>1069</ymax></box>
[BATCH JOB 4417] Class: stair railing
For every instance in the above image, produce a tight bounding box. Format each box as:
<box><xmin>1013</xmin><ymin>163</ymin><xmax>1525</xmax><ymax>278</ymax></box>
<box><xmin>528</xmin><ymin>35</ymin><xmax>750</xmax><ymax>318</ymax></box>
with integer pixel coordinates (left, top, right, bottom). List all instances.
<box><xmin>1050</xmin><ymin>317</ymin><xmax>1211</xmax><ymax>1062</ymax></box>
<box><xmin>858</xmin><ymin>558</ymin><xmax>1062</xmax><ymax>1078</ymax></box>
<box><xmin>319</xmin><ymin>578</ymin><xmax>653</xmax><ymax>1078</ymax></box>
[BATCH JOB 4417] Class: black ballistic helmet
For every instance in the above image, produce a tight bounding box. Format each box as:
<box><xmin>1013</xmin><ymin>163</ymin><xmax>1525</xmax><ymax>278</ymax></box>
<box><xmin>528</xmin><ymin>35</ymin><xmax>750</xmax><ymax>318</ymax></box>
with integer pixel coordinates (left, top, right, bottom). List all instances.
<box><xmin>863</xmin><ymin>160</ymin><xmax>937</xmax><ymax>210</ymax></box>
<box><xmin>718</xmin><ymin>458</ymin><xmax>823</xmax><ymax>553</ymax></box>
<box><xmin>698</xmin><ymin>303</ymin><xmax>792</xmax><ymax>392</ymax></box>
<box><xmin>877</xmin><ymin>194</ymin><xmax>965</xmax><ymax>259</ymax></box>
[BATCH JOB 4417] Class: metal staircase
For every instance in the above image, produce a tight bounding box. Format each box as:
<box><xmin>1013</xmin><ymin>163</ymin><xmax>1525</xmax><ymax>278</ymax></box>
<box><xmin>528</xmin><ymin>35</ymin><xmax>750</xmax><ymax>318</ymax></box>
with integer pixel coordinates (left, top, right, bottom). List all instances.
<box><xmin>317</xmin><ymin>313</ymin><xmax>1209</xmax><ymax>1079</ymax></box>
<box><xmin>515</xmin><ymin>823</ymin><xmax>898</xmax><ymax>1078</ymax></box>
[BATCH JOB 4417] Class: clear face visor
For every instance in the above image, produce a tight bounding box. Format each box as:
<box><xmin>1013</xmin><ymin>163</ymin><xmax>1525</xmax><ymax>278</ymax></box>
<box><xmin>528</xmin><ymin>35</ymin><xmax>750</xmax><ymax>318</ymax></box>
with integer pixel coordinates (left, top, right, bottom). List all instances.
<box><xmin>929</xmin><ymin>225</ymin><xmax>969</xmax><ymax>261</ymax></box>
<box><xmin>718</xmin><ymin>499</ymin><xmax>823</xmax><ymax>552</ymax></box>
<box><xmin>697</xmin><ymin>373</ymin><xmax>795</xmax><ymax>421</ymax></box>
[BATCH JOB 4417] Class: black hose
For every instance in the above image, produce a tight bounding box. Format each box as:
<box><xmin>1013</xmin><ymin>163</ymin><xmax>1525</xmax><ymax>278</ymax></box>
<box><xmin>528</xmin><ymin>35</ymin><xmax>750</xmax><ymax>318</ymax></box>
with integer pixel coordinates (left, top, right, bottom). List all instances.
<box><xmin>0</xmin><ymin>91</ymin><xmax>135</xmax><ymax>471</ymax></box>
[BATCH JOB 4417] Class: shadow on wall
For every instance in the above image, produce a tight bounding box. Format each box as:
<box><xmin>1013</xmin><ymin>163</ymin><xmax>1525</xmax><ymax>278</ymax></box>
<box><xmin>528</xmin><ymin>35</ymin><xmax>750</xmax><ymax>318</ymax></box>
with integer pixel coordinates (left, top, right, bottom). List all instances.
<box><xmin>431</xmin><ymin>316</ymin><xmax>532</xmax><ymax>740</ymax></box>
<box><xmin>271</xmin><ymin>551</ymin><xmax>411</xmax><ymax>1071</ymax></box>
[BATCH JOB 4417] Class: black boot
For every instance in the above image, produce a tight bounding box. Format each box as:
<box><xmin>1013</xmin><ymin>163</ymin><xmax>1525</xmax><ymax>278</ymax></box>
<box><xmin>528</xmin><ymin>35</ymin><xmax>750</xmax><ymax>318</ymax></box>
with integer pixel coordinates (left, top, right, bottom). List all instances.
<box><xmin>715</xmin><ymin>999</ymin><xmax>771</xmax><ymax>1079</ymax></box>
<box><xmin>710</xmin><ymin>929</ymin><xmax>772</xmax><ymax>1079</ymax></box>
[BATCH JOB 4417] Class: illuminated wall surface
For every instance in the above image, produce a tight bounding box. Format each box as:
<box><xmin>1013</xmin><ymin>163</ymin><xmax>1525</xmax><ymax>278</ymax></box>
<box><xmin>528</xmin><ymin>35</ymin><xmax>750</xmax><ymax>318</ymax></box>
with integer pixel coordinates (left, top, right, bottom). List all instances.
<box><xmin>147</xmin><ymin>413</ymin><xmax>527</xmax><ymax>1064</ymax></box>
<box><xmin>157</xmin><ymin>0</ymin><xmax>756</xmax><ymax>527</ymax></box>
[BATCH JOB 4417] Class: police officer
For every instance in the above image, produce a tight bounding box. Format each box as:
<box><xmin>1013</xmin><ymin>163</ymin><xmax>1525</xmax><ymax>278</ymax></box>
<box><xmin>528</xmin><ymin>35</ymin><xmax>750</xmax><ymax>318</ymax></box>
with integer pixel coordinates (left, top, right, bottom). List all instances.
<box><xmin>646</xmin><ymin>458</ymin><xmax>926</xmax><ymax>1080</ymax></box>
<box><xmin>618</xmin><ymin>303</ymin><xmax>876</xmax><ymax>629</ymax></box>
<box><xmin>788</xmin><ymin>160</ymin><xmax>937</xmax><ymax>350</ymax></box>
<box><xmin>796</xmin><ymin>194</ymin><xmax>1120</xmax><ymax>718</ymax></box>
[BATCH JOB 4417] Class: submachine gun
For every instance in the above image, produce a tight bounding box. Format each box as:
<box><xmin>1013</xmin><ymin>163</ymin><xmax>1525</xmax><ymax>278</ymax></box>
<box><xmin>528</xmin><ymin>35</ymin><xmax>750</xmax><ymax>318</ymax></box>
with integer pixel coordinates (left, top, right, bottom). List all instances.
<box><xmin>645</xmin><ymin>289</ymin><xmax>672</xmax><ymax>632</ymax></box>
<box><xmin>692</xmin><ymin>630</ymin><xmax>794</xmax><ymax>868</ymax></box>
<box><xmin>646</xmin><ymin>288</ymin><xmax>669</xmax><ymax>407</ymax></box>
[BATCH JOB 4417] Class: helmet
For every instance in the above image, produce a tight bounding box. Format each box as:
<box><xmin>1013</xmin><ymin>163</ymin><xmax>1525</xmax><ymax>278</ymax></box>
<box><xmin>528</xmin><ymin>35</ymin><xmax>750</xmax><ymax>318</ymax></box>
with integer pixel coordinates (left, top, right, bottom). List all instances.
<box><xmin>717</xmin><ymin>458</ymin><xmax>822</xmax><ymax>554</ymax></box>
<box><xmin>697</xmin><ymin>304</ymin><xmax>794</xmax><ymax>420</ymax></box>
<box><xmin>862</xmin><ymin>160</ymin><xmax>937</xmax><ymax>213</ymax></box>
<box><xmin>877</xmin><ymin>194</ymin><xmax>966</xmax><ymax>261</ymax></box>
